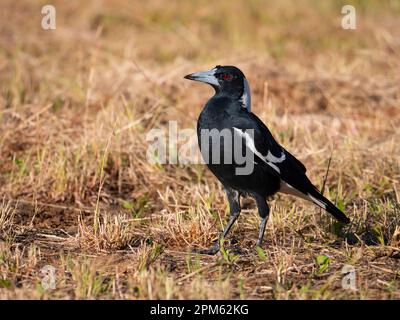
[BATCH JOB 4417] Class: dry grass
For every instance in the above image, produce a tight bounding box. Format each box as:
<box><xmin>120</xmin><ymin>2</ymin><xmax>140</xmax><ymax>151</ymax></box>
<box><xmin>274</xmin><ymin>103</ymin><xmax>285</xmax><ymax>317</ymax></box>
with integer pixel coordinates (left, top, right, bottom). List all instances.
<box><xmin>0</xmin><ymin>0</ymin><xmax>399</xmax><ymax>299</ymax></box>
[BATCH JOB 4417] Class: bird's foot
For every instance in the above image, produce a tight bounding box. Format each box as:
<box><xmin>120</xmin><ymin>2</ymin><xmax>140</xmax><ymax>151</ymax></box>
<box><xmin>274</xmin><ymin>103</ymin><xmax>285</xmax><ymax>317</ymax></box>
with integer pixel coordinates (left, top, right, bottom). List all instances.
<box><xmin>192</xmin><ymin>243</ymin><xmax>220</xmax><ymax>255</ymax></box>
<box><xmin>225</xmin><ymin>246</ymin><xmax>245</xmax><ymax>255</ymax></box>
<box><xmin>192</xmin><ymin>243</ymin><xmax>244</xmax><ymax>256</ymax></box>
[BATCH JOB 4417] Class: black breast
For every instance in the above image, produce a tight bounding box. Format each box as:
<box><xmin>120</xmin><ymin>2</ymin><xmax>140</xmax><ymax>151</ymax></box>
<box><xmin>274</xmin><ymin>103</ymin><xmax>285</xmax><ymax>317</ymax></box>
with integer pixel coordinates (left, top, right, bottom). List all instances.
<box><xmin>196</xmin><ymin>96</ymin><xmax>281</xmax><ymax>198</ymax></box>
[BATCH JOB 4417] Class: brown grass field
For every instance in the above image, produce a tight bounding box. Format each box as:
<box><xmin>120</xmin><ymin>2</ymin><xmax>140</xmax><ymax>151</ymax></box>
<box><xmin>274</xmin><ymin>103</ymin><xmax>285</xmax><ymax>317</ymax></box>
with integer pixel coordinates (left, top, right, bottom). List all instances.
<box><xmin>0</xmin><ymin>0</ymin><xmax>399</xmax><ymax>299</ymax></box>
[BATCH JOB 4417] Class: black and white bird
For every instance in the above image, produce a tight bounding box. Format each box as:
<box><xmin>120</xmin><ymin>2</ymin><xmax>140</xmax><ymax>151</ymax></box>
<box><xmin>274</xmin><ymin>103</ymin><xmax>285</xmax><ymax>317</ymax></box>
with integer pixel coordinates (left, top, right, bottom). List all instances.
<box><xmin>184</xmin><ymin>65</ymin><xmax>350</xmax><ymax>255</ymax></box>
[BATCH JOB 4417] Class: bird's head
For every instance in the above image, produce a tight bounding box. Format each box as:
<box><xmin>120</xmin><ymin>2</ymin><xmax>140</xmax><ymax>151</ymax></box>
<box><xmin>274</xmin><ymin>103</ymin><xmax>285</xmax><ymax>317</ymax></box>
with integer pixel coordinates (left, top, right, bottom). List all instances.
<box><xmin>184</xmin><ymin>65</ymin><xmax>251</xmax><ymax>111</ymax></box>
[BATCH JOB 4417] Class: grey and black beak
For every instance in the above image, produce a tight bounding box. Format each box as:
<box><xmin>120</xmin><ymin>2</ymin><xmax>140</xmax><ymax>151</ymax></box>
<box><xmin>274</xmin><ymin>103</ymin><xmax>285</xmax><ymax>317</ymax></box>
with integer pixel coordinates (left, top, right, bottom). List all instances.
<box><xmin>184</xmin><ymin>68</ymin><xmax>219</xmax><ymax>87</ymax></box>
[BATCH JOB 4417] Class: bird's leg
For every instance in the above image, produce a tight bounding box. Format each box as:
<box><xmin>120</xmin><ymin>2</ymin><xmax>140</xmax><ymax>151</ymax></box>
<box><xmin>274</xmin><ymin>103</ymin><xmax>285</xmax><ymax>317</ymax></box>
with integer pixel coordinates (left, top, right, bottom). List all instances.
<box><xmin>254</xmin><ymin>195</ymin><xmax>270</xmax><ymax>247</ymax></box>
<box><xmin>195</xmin><ymin>188</ymin><xmax>241</xmax><ymax>255</ymax></box>
<box><xmin>198</xmin><ymin>213</ymin><xmax>239</xmax><ymax>255</ymax></box>
<box><xmin>256</xmin><ymin>216</ymin><xmax>268</xmax><ymax>247</ymax></box>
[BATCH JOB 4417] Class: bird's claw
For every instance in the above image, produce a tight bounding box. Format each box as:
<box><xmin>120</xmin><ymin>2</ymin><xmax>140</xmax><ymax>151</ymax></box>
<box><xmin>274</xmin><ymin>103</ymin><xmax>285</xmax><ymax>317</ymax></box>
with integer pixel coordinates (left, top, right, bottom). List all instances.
<box><xmin>191</xmin><ymin>244</ymin><xmax>220</xmax><ymax>255</ymax></box>
<box><xmin>192</xmin><ymin>243</ymin><xmax>245</xmax><ymax>255</ymax></box>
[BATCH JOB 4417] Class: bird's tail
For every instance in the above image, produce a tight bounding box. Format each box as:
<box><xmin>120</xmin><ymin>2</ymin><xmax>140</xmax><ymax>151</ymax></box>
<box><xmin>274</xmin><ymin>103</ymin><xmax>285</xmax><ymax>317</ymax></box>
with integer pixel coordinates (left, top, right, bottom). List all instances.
<box><xmin>306</xmin><ymin>188</ymin><xmax>350</xmax><ymax>224</ymax></box>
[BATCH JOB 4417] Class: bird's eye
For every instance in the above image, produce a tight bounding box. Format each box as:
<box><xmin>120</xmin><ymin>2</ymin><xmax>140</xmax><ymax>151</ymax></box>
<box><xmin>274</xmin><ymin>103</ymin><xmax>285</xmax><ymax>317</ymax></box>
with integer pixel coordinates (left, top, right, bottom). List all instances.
<box><xmin>220</xmin><ymin>73</ymin><xmax>233</xmax><ymax>81</ymax></box>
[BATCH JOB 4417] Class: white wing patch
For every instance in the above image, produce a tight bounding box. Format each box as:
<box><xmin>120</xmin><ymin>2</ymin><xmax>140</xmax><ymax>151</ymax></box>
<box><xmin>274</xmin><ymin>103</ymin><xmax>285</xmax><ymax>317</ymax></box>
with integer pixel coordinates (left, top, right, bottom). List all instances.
<box><xmin>267</xmin><ymin>162</ymin><xmax>281</xmax><ymax>173</ymax></box>
<box><xmin>266</xmin><ymin>150</ymin><xmax>286</xmax><ymax>163</ymax></box>
<box><xmin>233</xmin><ymin>127</ymin><xmax>285</xmax><ymax>173</ymax></box>
<box><xmin>307</xmin><ymin>194</ymin><xmax>327</xmax><ymax>209</ymax></box>
<box><xmin>279</xmin><ymin>181</ymin><xmax>309</xmax><ymax>200</ymax></box>
<box><xmin>280</xmin><ymin>182</ymin><xmax>328</xmax><ymax>209</ymax></box>
<box><xmin>239</xmin><ymin>78</ymin><xmax>251</xmax><ymax>112</ymax></box>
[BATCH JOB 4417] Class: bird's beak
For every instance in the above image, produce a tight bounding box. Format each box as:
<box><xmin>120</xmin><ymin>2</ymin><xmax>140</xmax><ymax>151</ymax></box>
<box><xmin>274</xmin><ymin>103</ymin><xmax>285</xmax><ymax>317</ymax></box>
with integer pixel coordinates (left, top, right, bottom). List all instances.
<box><xmin>184</xmin><ymin>68</ymin><xmax>219</xmax><ymax>87</ymax></box>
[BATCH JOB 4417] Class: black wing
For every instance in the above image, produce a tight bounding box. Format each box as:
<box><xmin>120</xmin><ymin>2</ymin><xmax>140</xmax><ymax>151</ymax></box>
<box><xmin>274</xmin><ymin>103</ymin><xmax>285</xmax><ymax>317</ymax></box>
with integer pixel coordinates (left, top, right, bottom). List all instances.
<box><xmin>230</xmin><ymin>112</ymin><xmax>307</xmax><ymax>182</ymax></box>
<box><xmin>231</xmin><ymin>111</ymin><xmax>350</xmax><ymax>223</ymax></box>
<box><xmin>283</xmin><ymin>148</ymin><xmax>306</xmax><ymax>173</ymax></box>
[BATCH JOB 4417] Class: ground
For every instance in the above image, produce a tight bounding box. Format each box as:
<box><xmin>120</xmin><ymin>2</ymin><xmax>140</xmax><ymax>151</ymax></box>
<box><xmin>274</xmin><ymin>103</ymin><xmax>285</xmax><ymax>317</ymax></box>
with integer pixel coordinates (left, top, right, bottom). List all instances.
<box><xmin>0</xmin><ymin>0</ymin><xmax>399</xmax><ymax>299</ymax></box>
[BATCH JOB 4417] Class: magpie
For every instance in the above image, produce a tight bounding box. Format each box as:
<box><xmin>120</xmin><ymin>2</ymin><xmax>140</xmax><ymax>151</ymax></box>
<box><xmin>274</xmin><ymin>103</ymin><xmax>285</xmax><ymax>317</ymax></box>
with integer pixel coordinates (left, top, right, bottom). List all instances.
<box><xmin>184</xmin><ymin>65</ymin><xmax>350</xmax><ymax>255</ymax></box>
